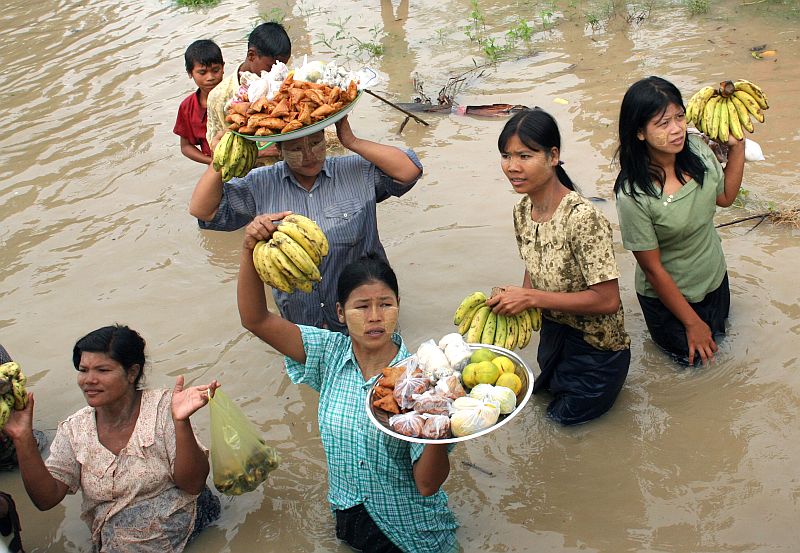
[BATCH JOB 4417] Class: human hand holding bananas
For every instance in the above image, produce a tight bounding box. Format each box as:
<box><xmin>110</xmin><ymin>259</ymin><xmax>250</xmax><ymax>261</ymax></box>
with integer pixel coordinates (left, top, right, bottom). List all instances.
<box><xmin>0</xmin><ymin>361</ymin><xmax>31</xmax><ymax>433</ymax></box>
<box><xmin>453</xmin><ymin>291</ymin><xmax>541</xmax><ymax>350</ymax></box>
<box><xmin>685</xmin><ymin>79</ymin><xmax>768</xmax><ymax>143</ymax></box>
<box><xmin>246</xmin><ymin>212</ymin><xmax>330</xmax><ymax>294</ymax></box>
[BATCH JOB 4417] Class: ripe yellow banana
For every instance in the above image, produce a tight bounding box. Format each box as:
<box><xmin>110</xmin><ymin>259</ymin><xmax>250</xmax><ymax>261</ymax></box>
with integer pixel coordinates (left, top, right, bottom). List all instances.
<box><xmin>262</xmin><ymin>249</ymin><xmax>294</xmax><ymax>293</ymax></box>
<box><xmin>212</xmin><ymin>132</ymin><xmax>233</xmax><ymax>171</ymax></box>
<box><xmin>466</xmin><ymin>306</ymin><xmax>491</xmax><ymax>343</ymax></box>
<box><xmin>0</xmin><ymin>401</ymin><xmax>9</xmax><ymax>429</ymax></box>
<box><xmin>730</xmin><ymin>95</ymin><xmax>754</xmax><ymax>133</ymax></box>
<box><xmin>272</xmin><ymin>232</ymin><xmax>321</xmax><ymax>282</ymax></box>
<box><xmin>284</xmin><ymin>214</ymin><xmax>329</xmax><ymax>257</ymax></box>
<box><xmin>252</xmin><ymin>242</ymin><xmax>274</xmax><ymax>286</ymax></box>
<box><xmin>454</xmin><ymin>292</ymin><xmax>487</xmax><ymax>325</ymax></box>
<box><xmin>528</xmin><ymin>308</ymin><xmax>542</xmax><ymax>332</ymax></box>
<box><xmin>686</xmin><ymin>86</ymin><xmax>716</xmax><ymax>125</ymax></box>
<box><xmin>268</xmin><ymin>242</ymin><xmax>306</xmax><ymax>281</ymax></box>
<box><xmin>289</xmin><ymin>276</ymin><xmax>314</xmax><ymax>293</ymax></box>
<box><xmin>504</xmin><ymin>315</ymin><xmax>518</xmax><ymax>350</ymax></box>
<box><xmin>494</xmin><ymin>315</ymin><xmax>508</xmax><ymax>348</ymax></box>
<box><xmin>703</xmin><ymin>96</ymin><xmax>721</xmax><ymax>139</ymax></box>
<box><xmin>725</xmin><ymin>98</ymin><xmax>744</xmax><ymax>140</ymax></box>
<box><xmin>0</xmin><ymin>362</ymin><xmax>19</xmax><ymax>379</ymax></box>
<box><xmin>480</xmin><ymin>310</ymin><xmax>497</xmax><ymax>344</ymax></box>
<box><xmin>733</xmin><ymin>91</ymin><xmax>765</xmax><ymax>123</ymax></box>
<box><xmin>458</xmin><ymin>303</ymin><xmax>483</xmax><ymax>335</ymax></box>
<box><xmin>717</xmin><ymin>99</ymin><xmax>730</xmax><ymax>143</ymax></box>
<box><xmin>516</xmin><ymin>311</ymin><xmax>532</xmax><ymax>349</ymax></box>
<box><xmin>276</xmin><ymin>221</ymin><xmax>322</xmax><ymax>265</ymax></box>
<box><xmin>709</xmin><ymin>98</ymin><xmax>724</xmax><ymax>140</ymax></box>
<box><xmin>12</xmin><ymin>380</ymin><xmax>26</xmax><ymax>410</ymax></box>
<box><xmin>734</xmin><ymin>80</ymin><xmax>768</xmax><ymax>110</ymax></box>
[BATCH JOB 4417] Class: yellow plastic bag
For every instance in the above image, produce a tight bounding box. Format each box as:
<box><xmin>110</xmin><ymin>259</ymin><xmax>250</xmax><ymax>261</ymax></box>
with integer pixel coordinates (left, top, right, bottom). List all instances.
<box><xmin>209</xmin><ymin>389</ymin><xmax>280</xmax><ymax>495</ymax></box>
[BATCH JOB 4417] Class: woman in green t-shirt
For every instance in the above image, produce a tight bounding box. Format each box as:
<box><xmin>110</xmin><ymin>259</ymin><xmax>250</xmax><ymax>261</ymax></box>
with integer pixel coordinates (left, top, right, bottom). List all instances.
<box><xmin>487</xmin><ymin>109</ymin><xmax>630</xmax><ymax>425</ymax></box>
<box><xmin>614</xmin><ymin>76</ymin><xmax>745</xmax><ymax>365</ymax></box>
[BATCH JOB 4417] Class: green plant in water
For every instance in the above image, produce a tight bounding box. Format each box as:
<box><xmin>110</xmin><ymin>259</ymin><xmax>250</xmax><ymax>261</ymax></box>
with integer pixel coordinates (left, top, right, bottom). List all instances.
<box><xmin>733</xmin><ymin>187</ymin><xmax>750</xmax><ymax>209</ymax></box>
<box><xmin>259</xmin><ymin>7</ymin><xmax>286</xmax><ymax>23</ymax></box>
<box><xmin>683</xmin><ymin>0</ymin><xmax>710</xmax><ymax>15</ymax></box>
<box><xmin>175</xmin><ymin>0</ymin><xmax>219</xmax><ymax>7</ymax></box>
<box><xmin>313</xmin><ymin>17</ymin><xmax>386</xmax><ymax>62</ymax></box>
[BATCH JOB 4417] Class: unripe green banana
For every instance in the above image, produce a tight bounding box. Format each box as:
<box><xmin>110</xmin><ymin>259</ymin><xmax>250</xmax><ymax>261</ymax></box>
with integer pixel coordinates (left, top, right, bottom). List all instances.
<box><xmin>709</xmin><ymin>98</ymin><xmax>724</xmax><ymax>140</ymax></box>
<box><xmin>466</xmin><ymin>306</ymin><xmax>491</xmax><ymax>344</ymax></box>
<box><xmin>454</xmin><ymin>292</ymin><xmax>487</xmax><ymax>325</ymax></box>
<box><xmin>0</xmin><ymin>401</ymin><xmax>10</xmax><ymax>429</ymax></box>
<box><xmin>480</xmin><ymin>310</ymin><xmax>497</xmax><ymax>345</ymax></box>
<box><xmin>0</xmin><ymin>362</ymin><xmax>19</xmax><ymax>379</ymax></box>
<box><xmin>494</xmin><ymin>315</ymin><xmax>508</xmax><ymax>347</ymax></box>
<box><xmin>703</xmin><ymin>95</ymin><xmax>721</xmax><ymax>138</ymax></box>
<box><xmin>516</xmin><ymin>312</ymin><xmax>532</xmax><ymax>349</ymax></box>
<box><xmin>12</xmin><ymin>380</ymin><xmax>26</xmax><ymax>410</ymax></box>
<box><xmin>529</xmin><ymin>308</ymin><xmax>542</xmax><ymax>332</ymax></box>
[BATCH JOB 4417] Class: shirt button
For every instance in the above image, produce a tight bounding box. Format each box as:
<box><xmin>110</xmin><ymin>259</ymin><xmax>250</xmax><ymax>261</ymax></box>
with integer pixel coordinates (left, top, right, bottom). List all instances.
<box><xmin>309</xmin><ymin>193</ymin><xmax>313</xmax><ymax>197</ymax></box>
<box><xmin>343</xmin><ymin>213</ymin><xmax>348</xmax><ymax>218</ymax></box>
<box><xmin>320</xmin><ymin>302</ymin><xmax>325</xmax><ymax>308</ymax></box>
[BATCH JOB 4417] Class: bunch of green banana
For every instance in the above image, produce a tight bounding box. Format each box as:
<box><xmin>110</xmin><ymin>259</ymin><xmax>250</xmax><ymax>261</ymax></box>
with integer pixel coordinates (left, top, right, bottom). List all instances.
<box><xmin>213</xmin><ymin>131</ymin><xmax>259</xmax><ymax>182</ymax></box>
<box><xmin>452</xmin><ymin>292</ymin><xmax>542</xmax><ymax>350</ymax></box>
<box><xmin>252</xmin><ymin>214</ymin><xmax>329</xmax><ymax>293</ymax></box>
<box><xmin>685</xmin><ymin>79</ymin><xmax>769</xmax><ymax>142</ymax></box>
<box><xmin>214</xmin><ymin>440</ymin><xmax>281</xmax><ymax>496</ymax></box>
<box><xmin>0</xmin><ymin>362</ymin><xmax>28</xmax><ymax>429</ymax></box>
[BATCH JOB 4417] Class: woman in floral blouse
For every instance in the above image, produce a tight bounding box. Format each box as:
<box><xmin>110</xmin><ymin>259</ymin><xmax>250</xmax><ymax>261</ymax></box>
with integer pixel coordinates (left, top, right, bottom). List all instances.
<box><xmin>4</xmin><ymin>325</ymin><xmax>220</xmax><ymax>552</ymax></box>
<box><xmin>487</xmin><ymin>108</ymin><xmax>631</xmax><ymax>425</ymax></box>
<box><xmin>237</xmin><ymin>213</ymin><xmax>458</xmax><ymax>553</ymax></box>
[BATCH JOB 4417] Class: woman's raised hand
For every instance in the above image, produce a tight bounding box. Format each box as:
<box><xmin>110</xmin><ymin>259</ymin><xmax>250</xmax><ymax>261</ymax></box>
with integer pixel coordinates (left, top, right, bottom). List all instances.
<box><xmin>334</xmin><ymin>116</ymin><xmax>357</xmax><ymax>150</ymax></box>
<box><xmin>171</xmin><ymin>375</ymin><xmax>220</xmax><ymax>422</ymax></box>
<box><xmin>243</xmin><ymin>211</ymin><xmax>293</xmax><ymax>250</ymax></box>
<box><xmin>3</xmin><ymin>392</ymin><xmax>34</xmax><ymax>441</ymax></box>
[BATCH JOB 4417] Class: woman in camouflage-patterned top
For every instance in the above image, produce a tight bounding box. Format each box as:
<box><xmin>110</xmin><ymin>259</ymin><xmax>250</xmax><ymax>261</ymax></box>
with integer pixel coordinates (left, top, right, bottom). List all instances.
<box><xmin>487</xmin><ymin>109</ymin><xmax>631</xmax><ymax>426</ymax></box>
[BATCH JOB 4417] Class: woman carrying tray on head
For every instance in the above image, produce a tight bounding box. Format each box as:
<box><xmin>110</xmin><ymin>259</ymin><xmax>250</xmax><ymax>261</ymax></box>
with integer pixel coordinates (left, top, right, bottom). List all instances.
<box><xmin>190</xmin><ymin>115</ymin><xmax>422</xmax><ymax>334</ymax></box>
<box><xmin>486</xmin><ymin>108</ymin><xmax>631</xmax><ymax>426</ymax></box>
<box><xmin>237</xmin><ymin>218</ymin><xmax>458</xmax><ymax>553</ymax></box>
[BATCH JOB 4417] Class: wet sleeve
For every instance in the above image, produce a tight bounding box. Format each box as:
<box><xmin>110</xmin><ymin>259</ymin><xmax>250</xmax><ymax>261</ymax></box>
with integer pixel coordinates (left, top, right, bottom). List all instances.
<box><xmin>615</xmin><ymin>191</ymin><xmax>659</xmax><ymax>252</ymax></box>
<box><xmin>374</xmin><ymin>149</ymin><xmax>423</xmax><ymax>202</ymax></box>
<box><xmin>44</xmin><ymin>421</ymin><xmax>81</xmax><ymax>494</ymax></box>
<box><xmin>567</xmin><ymin>204</ymin><xmax>620</xmax><ymax>286</ymax></box>
<box><xmin>284</xmin><ymin>326</ymin><xmax>344</xmax><ymax>392</ymax></box>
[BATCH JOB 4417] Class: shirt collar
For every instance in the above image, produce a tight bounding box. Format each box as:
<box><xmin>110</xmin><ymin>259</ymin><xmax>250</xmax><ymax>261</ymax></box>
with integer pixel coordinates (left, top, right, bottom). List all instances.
<box><xmin>125</xmin><ymin>389</ymin><xmax>158</xmax><ymax>455</ymax></box>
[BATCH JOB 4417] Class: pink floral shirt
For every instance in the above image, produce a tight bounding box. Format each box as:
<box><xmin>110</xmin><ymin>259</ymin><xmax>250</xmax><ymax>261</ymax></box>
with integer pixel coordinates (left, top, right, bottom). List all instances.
<box><xmin>45</xmin><ymin>388</ymin><xmax>207</xmax><ymax>552</ymax></box>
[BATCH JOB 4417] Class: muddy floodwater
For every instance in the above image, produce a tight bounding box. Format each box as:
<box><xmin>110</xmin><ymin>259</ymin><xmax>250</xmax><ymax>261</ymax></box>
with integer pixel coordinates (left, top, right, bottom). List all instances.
<box><xmin>1</xmin><ymin>0</ymin><xmax>799</xmax><ymax>551</ymax></box>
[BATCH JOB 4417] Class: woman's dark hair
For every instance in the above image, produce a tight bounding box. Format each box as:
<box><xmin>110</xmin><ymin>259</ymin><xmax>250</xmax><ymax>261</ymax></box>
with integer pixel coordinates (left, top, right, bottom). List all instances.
<box><xmin>248</xmin><ymin>22</ymin><xmax>292</xmax><ymax>60</ymax></box>
<box><xmin>614</xmin><ymin>76</ymin><xmax>706</xmax><ymax>198</ymax></box>
<box><xmin>337</xmin><ymin>256</ymin><xmax>399</xmax><ymax>305</ymax></box>
<box><xmin>498</xmin><ymin>108</ymin><xmax>577</xmax><ymax>192</ymax></box>
<box><xmin>72</xmin><ymin>325</ymin><xmax>146</xmax><ymax>387</ymax></box>
<box><xmin>184</xmin><ymin>39</ymin><xmax>224</xmax><ymax>73</ymax></box>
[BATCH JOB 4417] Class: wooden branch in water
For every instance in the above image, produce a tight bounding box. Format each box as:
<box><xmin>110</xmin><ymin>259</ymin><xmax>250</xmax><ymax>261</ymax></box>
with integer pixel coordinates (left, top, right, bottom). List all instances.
<box><xmin>715</xmin><ymin>208</ymin><xmax>800</xmax><ymax>229</ymax></box>
<box><xmin>461</xmin><ymin>460</ymin><xmax>495</xmax><ymax>477</ymax></box>
<box><xmin>364</xmin><ymin>89</ymin><xmax>430</xmax><ymax>126</ymax></box>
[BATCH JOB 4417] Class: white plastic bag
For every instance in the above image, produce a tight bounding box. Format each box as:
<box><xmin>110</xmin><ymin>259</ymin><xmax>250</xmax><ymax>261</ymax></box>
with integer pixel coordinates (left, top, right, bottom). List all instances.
<box><xmin>744</xmin><ymin>138</ymin><xmax>765</xmax><ymax>162</ymax></box>
<box><xmin>450</xmin><ymin>397</ymin><xmax>500</xmax><ymax>437</ymax></box>
<box><xmin>415</xmin><ymin>340</ymin><xmax>452</xmax><ymax>382</ymax></box>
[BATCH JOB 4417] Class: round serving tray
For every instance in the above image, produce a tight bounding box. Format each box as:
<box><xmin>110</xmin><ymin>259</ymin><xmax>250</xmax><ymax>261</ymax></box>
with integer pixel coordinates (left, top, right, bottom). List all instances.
<box><xmin>231</xmin><ymin>91</ymin><xmax>362</xmax><ymax>143</ymax></box>
<box><xmin>365</xmin><ymin>343</ymin><xmax>535</xmax><ymax>444</ymax></box>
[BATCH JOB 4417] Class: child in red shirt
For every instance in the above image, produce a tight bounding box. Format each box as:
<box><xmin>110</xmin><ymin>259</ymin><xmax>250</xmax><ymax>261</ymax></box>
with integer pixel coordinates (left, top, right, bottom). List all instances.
<box><xmin>174</xmin><ymin>40</ymin><xmax>224</xmax><ymax>165</ymax></box>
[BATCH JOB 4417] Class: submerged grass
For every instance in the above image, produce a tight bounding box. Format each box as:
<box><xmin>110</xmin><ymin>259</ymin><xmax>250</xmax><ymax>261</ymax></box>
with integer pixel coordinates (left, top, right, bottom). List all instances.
<box><xmin>175</xmin><ymin>0</ymin><xmax>218</xmax><ymax>7</ymax></box>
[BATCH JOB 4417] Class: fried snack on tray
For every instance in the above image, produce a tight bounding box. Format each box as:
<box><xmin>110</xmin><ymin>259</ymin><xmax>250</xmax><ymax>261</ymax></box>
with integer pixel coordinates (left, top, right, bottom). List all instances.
<box><xmin>380</xmin><ymin>366</ymin><xmax>406</xmax><ymax>389</ymax></box>
<box><xmin>227</xmin><ymin>75</ymin><xmax>359</xmax><ymax>136</ymax></box>
<box><xmin>373</xmin><ymin>393</ymin><xmax>400</xmax><ymax>415</ymax></box>
<box><xmin>372</xmin><ymin>385</ymin><xmax>392</xmax><ymax>400</ymax></box>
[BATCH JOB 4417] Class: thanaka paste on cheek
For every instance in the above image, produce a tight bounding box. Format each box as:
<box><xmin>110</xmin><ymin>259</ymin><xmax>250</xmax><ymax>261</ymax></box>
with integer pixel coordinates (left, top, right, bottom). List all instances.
<box><xmin>653</xmin><ymin>131</ymin><xmax>668</xmax><ymax>147</ymax></box>
<box><xmin>344</xmin><ymin>306</ymin><xmax>399</xmax><ymax>337</ymax></box>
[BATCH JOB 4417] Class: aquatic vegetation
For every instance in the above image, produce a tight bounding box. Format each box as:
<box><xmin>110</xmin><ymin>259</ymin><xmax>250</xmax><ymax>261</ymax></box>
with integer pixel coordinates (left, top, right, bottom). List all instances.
<box><xmin>314</xmin><ymin>17</ymin><xmax>386</xmax><ymax>63</ymax></box>
<box><xmin>174</xmin><ymin>0</ymin><xmax>218</xmax><ymax>7</ymax></box>
<box><xmin>683</xmin><ymin>0</ymin><xmax>710</xmax><ymax>15</ymax></box>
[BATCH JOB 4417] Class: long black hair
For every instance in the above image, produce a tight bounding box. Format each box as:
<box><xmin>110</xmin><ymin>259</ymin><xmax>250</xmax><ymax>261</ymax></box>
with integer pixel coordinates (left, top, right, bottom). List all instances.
<box><xmin>73</xmin><ymin>324</ymin><xmax>147</xmax><ymax>387</ymax></box>
<box><xmin>498</xmin><ymin>108</ymin><xmax>578</xmax><ymax>192</ymax></box>
<box><xmin>614</xmin><ymin>76</ymin><xmax>706</xmax><ymax>199</ymax></box>
<box><xmin>336</xmin><ymin>255</ymin><xmax>399</xmax><ymax>305</ymax></box>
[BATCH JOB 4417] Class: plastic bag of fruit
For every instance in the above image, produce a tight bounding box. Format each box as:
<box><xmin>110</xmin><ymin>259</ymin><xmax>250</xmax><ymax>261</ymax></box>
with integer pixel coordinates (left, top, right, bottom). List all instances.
<box><xmin>209</xmin><ymin>390</ymin><xmax>280</xmax><ymax>495</ymax></box>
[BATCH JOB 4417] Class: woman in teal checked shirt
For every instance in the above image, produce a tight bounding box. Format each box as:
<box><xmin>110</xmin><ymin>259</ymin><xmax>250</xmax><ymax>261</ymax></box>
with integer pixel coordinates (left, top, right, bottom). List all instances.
<box><xmin>237</xmin><ymin>212</ymin><xmax>458</xmax><ymax>553</ymax></box>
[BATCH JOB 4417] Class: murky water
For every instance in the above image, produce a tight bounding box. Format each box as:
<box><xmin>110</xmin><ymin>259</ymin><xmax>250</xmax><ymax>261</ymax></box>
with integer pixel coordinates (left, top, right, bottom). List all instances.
<box><xmin>1</xmin><ymin>0</ymin><xmax>799</xmax><ymax>551</ymax></box>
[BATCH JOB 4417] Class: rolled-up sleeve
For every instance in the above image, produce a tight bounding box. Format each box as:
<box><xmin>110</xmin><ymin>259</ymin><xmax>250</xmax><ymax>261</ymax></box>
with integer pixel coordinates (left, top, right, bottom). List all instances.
<box><xmin>198</xmin><ymin>175</ymin><xmax>258</xmax><ymax>231</ymax></box>
<box><xmin>375</xmin><ymin>149</ymin><xmax>423</xmax><ymax>202</ymax></box>
<box><xmin>284</xmin><ymin>325</ymin><xmax>344</xmax><ymax>392</ymax></box>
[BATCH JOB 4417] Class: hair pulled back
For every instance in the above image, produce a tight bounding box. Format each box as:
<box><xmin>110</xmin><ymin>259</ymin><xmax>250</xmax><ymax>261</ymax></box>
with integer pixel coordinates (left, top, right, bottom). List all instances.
<box><xmin>72</xmin><ymin>324</ymin><xmax>146</xmax><ymax>387</ymax></box>
<box><xmin>614</xmin><ymin>76</ymin><xmax>706</xmax><ymax>198</ymax></box>
<box><xmin>336</xmin><ymin>256</ymin><xmax>399</xmax><ymax>306</ymax></box>
<box><xmin>498</xmin><ymin>108</ymin><xmax>577</xmax><ymax>191</ymax></box>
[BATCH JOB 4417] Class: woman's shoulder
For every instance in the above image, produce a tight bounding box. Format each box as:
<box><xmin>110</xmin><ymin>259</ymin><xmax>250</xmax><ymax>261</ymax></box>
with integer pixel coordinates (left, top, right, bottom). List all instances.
<box><xmin>564</xmin><ymin>193</ymin><xmax>610</xmax><ymax>223</ymax></box>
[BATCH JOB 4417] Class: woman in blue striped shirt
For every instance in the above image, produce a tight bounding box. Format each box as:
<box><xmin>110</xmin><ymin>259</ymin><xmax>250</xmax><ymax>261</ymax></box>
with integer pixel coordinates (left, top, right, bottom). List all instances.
<box><xmin>237</xmin><ymin>215</ymin><xmax>458</xmax><ymax>553</ymax></box>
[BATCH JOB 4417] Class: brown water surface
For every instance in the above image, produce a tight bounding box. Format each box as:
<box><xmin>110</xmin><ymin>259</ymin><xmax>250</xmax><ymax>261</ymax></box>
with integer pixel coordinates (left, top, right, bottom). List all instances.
<box><xmin>1</xmin><ymin>0</ymin><xmax>799</xmax><ymax>551</ymax></box>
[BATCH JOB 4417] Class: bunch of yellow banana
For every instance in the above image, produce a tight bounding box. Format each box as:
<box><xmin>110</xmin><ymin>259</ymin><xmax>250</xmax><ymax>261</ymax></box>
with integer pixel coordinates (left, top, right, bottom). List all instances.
<box><xmin>685</xmin><ymin>79</ymin><xmax>769</xmax><ymax>142</ymax></box>
<box><xmin>213</xmin><ymin>131</ymin><xmax>259</xmax><ymax>182</ymax></box>
<box><xmin>0</xmin><ymin>362</ymin><xmax>28</xmax><ymax>429</ymax></box>
<box><xmin>452</xmin><ymin>291</ymin><xmax>542</xmax><ymax>350</ymax></box>
<box><xmin>252</xmin><ymin>214</ymin><xmax>329</xmax><ymax>293</ymax></box>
